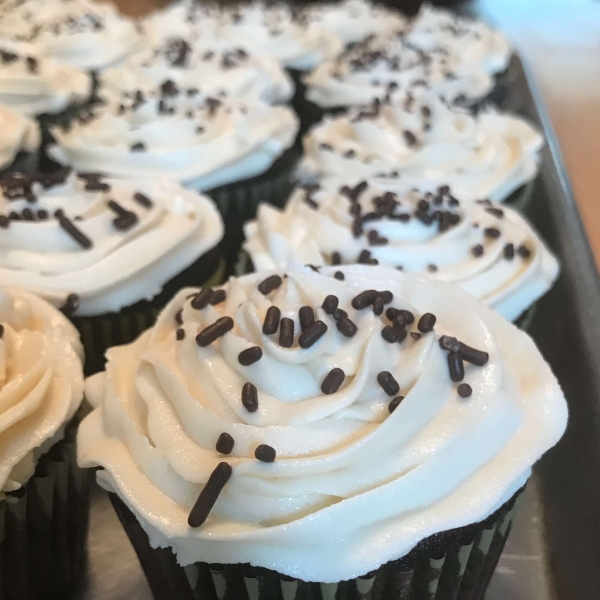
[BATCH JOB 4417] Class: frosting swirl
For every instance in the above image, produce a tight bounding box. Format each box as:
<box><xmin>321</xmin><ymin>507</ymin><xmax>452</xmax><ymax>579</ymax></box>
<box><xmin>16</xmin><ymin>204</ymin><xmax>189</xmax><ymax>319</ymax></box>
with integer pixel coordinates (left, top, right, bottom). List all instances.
<box><xmin>300</xmin><ymin>93</ymin><xmax>543</xmax><ymax>203</ymax></box>
<box><xmin>0</xmin><ymin>285</ymin><xmax>83</xmax><ymax>494</ymax></box>
<box><xmin>78</xmin><ymin>264</ymin><xmax>567</xmax><ymax>582</ymax></box>
<box><xmin>49</xmin><ymin>89</ymin><xmax>298</xmax><ymax>190</ymax></box>
<box><xmin>243</xmin><ymin>182</ymin><xmax>559</xmax><ymax>321</ymax></box>
<box><xmin>0</xmin><ymin>169</ymin><xmax>224</xmax><ymax>316</ymax></box>
<box><xmin>0</xmin><ymin>42</ymin><xmax>91</xmax><ymax>116</ymax></box>
<box><xmin>0</xmin><ymin>0</ymin><xmax>143</xmax><ymax>71</ymax></box>
<box><xmin>0</xmin><ymin>104</ymin><xmax>39</xmax><ymax>169</ymax></box>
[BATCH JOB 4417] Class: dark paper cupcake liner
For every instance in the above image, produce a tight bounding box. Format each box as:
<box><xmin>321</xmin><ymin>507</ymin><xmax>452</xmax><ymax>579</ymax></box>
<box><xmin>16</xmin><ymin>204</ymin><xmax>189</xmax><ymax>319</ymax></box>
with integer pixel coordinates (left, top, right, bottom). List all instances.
<box><xmin>1</xmin><ymin>149</ymin><xmax>39</xmax><ymax>175</ymax></box>
<box><xmin>109</xmin><ymin>486</ymin><xmax>523</xmax><ymax>600</ymax></box>
<box><xmin>0</xmin><ymin>412</ymin><xmax>91</xmax><ymax>600</ymax></box>
<box><xmin>70</xmin><ymin>245</ymin><xmax>226</xmax><ymax>375</ymax></box>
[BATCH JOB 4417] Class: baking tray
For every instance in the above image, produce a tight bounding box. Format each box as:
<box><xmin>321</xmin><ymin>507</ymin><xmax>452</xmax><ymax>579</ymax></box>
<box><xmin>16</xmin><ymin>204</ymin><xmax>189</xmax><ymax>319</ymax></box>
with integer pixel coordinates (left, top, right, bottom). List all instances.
<box><xmin>70</xmin><ymin>55</ymin><xmax>598</xmax><ymax>600</ymax></box>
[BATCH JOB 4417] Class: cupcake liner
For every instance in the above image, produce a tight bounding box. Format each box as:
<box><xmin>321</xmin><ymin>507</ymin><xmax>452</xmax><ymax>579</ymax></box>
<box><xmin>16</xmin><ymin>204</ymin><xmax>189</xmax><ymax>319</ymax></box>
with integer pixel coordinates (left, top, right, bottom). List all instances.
<box><xmin>109</xmin><ymin>486</ymin><xmax>524</xmax><ymax>600</ymax></box>
<box><xmin>503</xmin><ymin>179</ymin><xmax>535</xmax><ymax>213</ymax></box>
<box><xmin>71</xmin><ymin>245</ymin><xmax>226</xmax><ymax>375</ymax></box>
<box><xmin>1</xmin><ymin>149</ymin><xmax>39</xmax><ymax>175</ymax></box>
<box><xmin>0</xmin><ymin>413</ymin><xmax>91</xmax><ymax>600</ymax></box>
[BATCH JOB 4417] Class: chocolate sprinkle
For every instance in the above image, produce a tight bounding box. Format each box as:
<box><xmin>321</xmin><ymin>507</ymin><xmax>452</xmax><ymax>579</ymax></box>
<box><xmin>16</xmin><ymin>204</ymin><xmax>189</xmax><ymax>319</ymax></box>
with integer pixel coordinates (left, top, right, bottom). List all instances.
<box><xmin>210</xmin><ymin>290</ymin><xmax>226</xmax><ymax>305</ymax></box>
<box><xmin>188</xmin><ymin>462</ymin><xmax>232</xmax><ymax>527</ymax></box>
<box><xmin>448</xmin><ymin>352</ymin><xmax>465</xmax><ymax>382</ymax></box>
<box><xmin>175</xmin><ymin>309</ymin><xmax>183</xmax><ymax>325</ymax></box>
<box><xmin>196</xmin><ymin>317</ymin><xmax>234</xmax><ymax>347</ymax></box>
<box><xmin>517</xmin><ymin>244</ymin><xmax>531</xmax><ymax>259</ymax></box>
<box><xmin>176</xmin><ymin>328</ymin><xmax>185</xmax><ymax>341</ymax></box>
<box><xmin>332</xmin><ymin>308</ymin><xmax>347</xmax><ymax>321</ymax></box>
<box><xmin>381</xmin><ymin>326</ymin><xmax>399</xmax><ymax>343</ymax></box>
<box><xmin>372</xmin><ymin>296</ymin><xmax>384</xmax><ymax>316</ymax></box>
<box><xmin>379</xmin><ymin>291</ymin><xmax>393</xmax><ymax>304</ymax></box>
<box><xmin>386</xmin><ymin>307</ymin><xmax>398</xmax><ymax>321</ymax></box>
<box><xmin>388</xmin><ymin>396</ymin><xmax>404</xmax><ymax>413</ymax></box>
<box><xmin>503</xmin><ymin>243</ymin><xmax>515</xmax><ymax>260</ymax></box>
<box><xmin>0</xmin><ymin>324</ymin><xmax>4</xmax><ymax>338</ymax></box>
<box><xmin>322</xmin><ymin>295</ymin><xmax>338</xmax><ymax>315</ymax></box>
<box><xmin>262</xmin><ymin>306</ymin><xmax>281</xmax><ymax>335</ymax></box>
<box><xmin>321</xmin><ymin>368</ymin><xmax>345</xmax><ymax>394</ymax></box>
<box><xmin>484</xmin><ymin>227</ymin><xmax>500</xmax><ymax>239</ymax></box>
<box><xmin>299</xmin><ymin>306</ymin><xmax>315</xmax><ymax>331</ymax></box>
<box><xmin>457</xmin><ymin>383</ymin><xmax>473</xmax><ymax>398</ymax></box>
<box><xmin>238</xmin><ymin>346</ymin><xmax>263</xmax><ymax>366</ymax></box>
<box><xmin>471</xmin><ymin>244</ymin><xmax>484</xmax><ymax>257</ymax></box>
<box><xmin>392</xmin><ymin>317</ymin><xmax>408</xmax><ymax>342</ymax></box>
<box><xmin>334</xmin><ymin>271</ymin><xmax>345</xmax><ymax>281</ymax></box>
<box><xmin>417</xmin><ymin>313</ymin><xmax>436</xmax><ymax>333</ymax></box>
<box><xmin>191</xmin><ymin>287</ymin><xmax>213</xmax><ymax>310</ymax></box>
<box><xmin>216</xmin><ymin>433</ymin><xmax>234</xmax><ymax>455</ymax></box>
<box><xmin>57</xmin><ymin>212</ymin><xmax>92</xmax><ymax>249</ymax></box>
<box><xmin>279</xmin><ymin>318</ymin><xmax>294</xmax><ymax>348</ymax></box>
<box><xmin>485</xmin><ymin>207</ymin><xmax>504</xmax><ymax>219</ymax></box>
<box><xmin>352</xmin><ymin>290</ymin><xmax>379</xmax><ymax>310</ymax></box>
<box><xmin>133</xmin><ymin>192</ymin><xmax>153</xmax><ymax>208</ymax></box>
<box><xmin>439</xmin><ymin>335</ymin><xmax>461</xmax><ymax>353</ymax></box>
<box><xmin>60</xmin><ymin>293</ymin><xmax>79</xmax><ymax>316</ymax></box>
<box><xmin>258</xmin><ymin>275</ymin><xmax>282</xmax><ymax>295</ymax></box>
<box><xmin>241</xmin><ymin>382</ymin><xmax>258</xmax><ymax>412</ymax></box>
<box><xmin>331</xmin><ymin>251</ymin><xmax>341</xmax><ymax>265</ymax></box>
<box><xmin>377</xmin><ymin>371</ymin><xmax>400</xmax><ymax>396</ymax></box>
<box><xmin>410</xmin><ymin>332</ymin><xmax>422</xmax><ymax>341</ymax></box>
<box><xmin>255</xmin><ymin>444</ymin><xmax>276</xmax><ymax>463</ymax></box>
<box><xmin>337</xmin><ymin>317</ymin><xmax>357</xmax><ymax>337</ymax></box>
<box><xmin>130</xmin><ymin>142</ymin><xmax>146</xmax><ymax>152</ymax></box>
<box><xmin>298</xmin><ymin>321</ymin><xmax>327</xmax><ymax>349</ymax></box>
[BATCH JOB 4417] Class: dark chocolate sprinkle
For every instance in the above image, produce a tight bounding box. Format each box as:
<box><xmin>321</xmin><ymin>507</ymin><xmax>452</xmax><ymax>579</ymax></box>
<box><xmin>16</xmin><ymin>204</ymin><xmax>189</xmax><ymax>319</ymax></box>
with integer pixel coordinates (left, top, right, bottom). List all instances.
<box><xmin>57</xmin><ymin>213</ymin><xmax>92</xmax><ymax>249</ymax></box>
<box><xmin>334</xmin><ymin>271</ymin><xmax>345</xmax><ymax>281</ymax></box>
<box><xmin>336</xmin><ymin>315</ymin><xmax>357</xmax><ymax>337</ymax></box>
<box><xmin>471</xmin><ymin>244</ymin><xmax>484</xmax><ymax>257</ymax></box>
<box><xmin>279</xmin><ymin>318</ymin><xmax>294</xmax><ymax>348</ymax></box>
<box><xmin>351</xmin><ymin>290</ymin><xmax>379</xmax><ymax>310</ymax></box>
<box><xmin>392</xmin><ymin>317</ymin><xmax>407</xmax><ymax>342</ymax></box>
<box><xmin>485</xmin><ymin>207</ymin><xmax>504</xmax><ymax>219</ymax></box>
<box><xmin>403</xmin><ymin>130</ymin><xmax>418</xmax><ymax>147</ymax></box>
<box><xmin>332</xmin><ymin>308</ymin><xmax>347</xmax><ymax>321</ymax></box>
<box><xmin>175</xmin><ymin>309</ymin><xmax>183</xmax><ymax>325</ymax></box>
<box><xmin>358</xmin><ymin>249</ymin><xmax>372</xmax><ymax>264</ymax></box>
<box><xmin>457</xmin><ymin>342</ymin><xmax>489</xmax><ymax>366</ymax></box>
<box><xmin>484</xmin><ymin>227</ymin><xmax>500</xmax><ymax>239</ymax></box>
<box><xmin>238</xmin><ymin>346</ymin><xmax>263</xmax><ymax>366</ymax></box>
<box><xmin>388</xmin><ymin>396</ymin><xmax>404</xmax><ymax>413</ymax></box>
<box><xmin>176</xmin><ymin>328</ymin><xmax>185</xmax><ymax>341</ymax></box>
<box><xmin>448</xmin><ymin>352</ymin><xmax>465</xmax><ymax>382</ymax></box>
<box><xmin>299</xmin><ymin>306</ymin><xmax>315</xmax><ymax>332</ymax></box>
<box><xmin>517</xmin><ymin>244</ymin><xmax>531</xmax><ymax>259</ymax></box>
<box><xmin>258</xmin><ymin>275</ymin><xmax>282</xmax><ymax>295</ymax></box>
<box><xmin>439</xmin><ymin>335</ymin><xmax>461</xmax><ymax>353</ymax></box>
<box><xmin>133</xmin><ymin>192</ymin><xmax>153</xmax><ymax>208</ymax></box>
<box><xmin>130</xmin><ymin>142</ymin><xmax>146</xmax><ymax>152</ymax></box>
<box><xmin>298</xmin><ymin>320</ymin><xmax>327</xmax><ymax>349</ymax></box>
<box><xmin>417</xmin><ymin>313</ymin><xmax>436</xmax><ymax>333</ymax></box>
<box><xmin>457</xmin><ymin>383</ymin><xmax>473</xmax><ymax>398</ymax></box>
<box><xmin>372</xmin><ymin>296</ymin><xmax>384</xmax><ymax>316</ymax></box>
<box><xmin>196</xmin><ymin>317</ymin><xmax>234</xmax><ymax>347</ymax></box>
<box><xmin>191</xmin><ymin>287</ymin><xmax>213</xmax><ymax>310</ymax></box>
<box><xmin>241</xmin><ymin>382</ymin><xmax>258</xmax><ymax>412</ymax></box>
<box><xmin>210</xmin><ymin>290</ymin><xmax>226</xmax><ymax>305</ymax></box>
<box><xmin>428</xmin><ymin>264</ymin><xmax>438</xmax><ymax>273</ymax></box>
<box><xmin>255</xmin><ymin>444</ymin><xmax>276</xmax><ymax>463</ymax></box>
<box><xmin>321</xmin><ymin>368</ymin><xmax>345</xmax><ymax>394</ymax></box>
<box><xmin>331</xmin><ymin>251</ymin><xmax>341</xmax><ymax>265</ymax></box>
<box><xmin>37</xmin><ymin>209</ymin><xmax>49</xmax><ymax>220</ymax></box>
<box><xmin>60</xmin><ymin>293</ymin><xmax>79</xmax><ymax>316</ymax></box>
<box><xmin>386</xmin><ymin>307</ymin><xmax>398</xmax><ymax>321</ymax></box>
<box><xmin>262</xmin><ymin>306</ymin><xmax>281</xmax><ymax>335</ymax></box>
<box><xmin>216</xmin><ymin>433</ymin><xmax>234</xmax><ymax>455</ymax></box>
<box><xmin>188</xmin><ymin>462</ymin><xmax>232</xmax><ymax>527</ymax></box>
<box><xmin>379</xmin><ymin>291</ymin><xmax>393</xmax><ymax>304</ymax></box>
<box><xmin>322</xmin><ymin>295</ymin><xmax>338</xmax><ymax>315</ymax></box>
<box><xmin>0</xmin><ymin>215</ymin><xmax>8</xmax><ymax>228</ymax></box>
<box><xmin>377</xmin><ymin>371</ymin><xmax>400</xmax><ymax>396</ymax></box>
<box><xmin>381</xmin><ymin>326</ymin><xmax>398</xmax><ymax>343</ymax></box>
<box><xmin>410</xmin><ymin>332</ymin><xmax>422</xmax><ymax>341</ymax></box>
<box><xmin>398</xmin><ymin>310</ymin><xmax>414</xmax><ymax>324</ymax></box>
<box><xmin>503</xmin><ymin>243</ymin><xmax>515</xmax><ymax>260</ymax></box>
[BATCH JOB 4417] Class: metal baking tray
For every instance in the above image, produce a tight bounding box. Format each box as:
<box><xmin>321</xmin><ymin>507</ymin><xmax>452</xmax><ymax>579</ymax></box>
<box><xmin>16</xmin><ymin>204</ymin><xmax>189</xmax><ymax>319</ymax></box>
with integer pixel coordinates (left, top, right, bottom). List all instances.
<box><xmin>71</xmin><ymin>55</ymin><xmax>598</xmax><ymax>600</ymax></box>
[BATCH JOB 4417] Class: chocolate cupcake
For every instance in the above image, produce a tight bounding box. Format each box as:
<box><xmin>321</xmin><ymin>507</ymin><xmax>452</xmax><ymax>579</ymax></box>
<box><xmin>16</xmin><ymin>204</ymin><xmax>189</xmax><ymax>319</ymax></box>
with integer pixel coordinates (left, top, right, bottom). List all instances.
<box><xmin>0</xmin><ymin>105</ymin><xmax>40</xmax><ymax>174</ymax></box>
<box><xmin>300</xmin><ymin>91</ymin><xmax>543</xmax><ymax>208</ymax></box>
<box><xmin>242</xmin><ymin>182</ymin><xmax>559</xmax><ymax>323</ymax></box>
<box><xmin>78</xmin><ymin>264</ymin><xmax>567</xmax><ymax>600</ymax></box>
<box><xmin>0</xmin><ymin>285</ymin><xmax>88</xmax><ymax>599</ymax></box>
<box><xmin>0</xmin><ymin>169</ymin><xmax>224</xmax><ymax>374</ymax></box>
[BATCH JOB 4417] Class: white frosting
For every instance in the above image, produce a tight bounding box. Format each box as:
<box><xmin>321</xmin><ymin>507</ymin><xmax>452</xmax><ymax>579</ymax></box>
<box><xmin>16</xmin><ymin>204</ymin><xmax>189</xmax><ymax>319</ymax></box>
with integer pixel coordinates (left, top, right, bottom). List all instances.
<box><xmin>0</xmin><ymin>285</ymin><xmax>83</xmax><ymax>494</ymax></box>
<box><xmin>49</xmin><ymin>91</ymin><xmax>298</xmax><ymax>191</ymax></box>
<box><xmin>406</xmin><ymin>5</ymin><xmax>512</xmax><ymax>76</ymax></box>
<box><xmin>300</xmin><ymin>93</ymin><xmax>543</xmax><ymax>203</ymax></box>
<box><xmin>304</xmin><ymin>34</ymin><xmax>494</xmax><ymax>110</ymax></box>
<box><xmin>243</xmin><ymin>182</ymin><xmax>559</xmax><ymax>322</ymax></box>
<box><xmin>0</xmin><ymin>104</ymin><xmax>39</xmax><ymax>169</ymax></box>
<box><xmin>0</xmin><ymin>0</ymin><xmax>143</xmax><ymax>71</ymax></box>
<box><xmin>0</xmin><ymin>171</ymin><xmax>224</xmax><ymax>316</ymax></box>
<box><xmin>304</xmin><ymin>0</ymin><xmax>406</xmax><ymax>46</ymax></box>
<box><xmin>0</xmin><ymin>42</ymin><xmax>91</xmax><ymax>116</ymax></box>
<box><xmin>100</xmin><ymin>37</ymin><xmax>294</xmax><ymax>106</ymax></box>
<box><xmin>219</xmin><ymin>2</ymin><xmax>343</xmax><ymax>71</ymax></box>
<box><xmin>78</xmin><ymin>264</ymin><xmax>568</xmax><ymax>582</ymax></box>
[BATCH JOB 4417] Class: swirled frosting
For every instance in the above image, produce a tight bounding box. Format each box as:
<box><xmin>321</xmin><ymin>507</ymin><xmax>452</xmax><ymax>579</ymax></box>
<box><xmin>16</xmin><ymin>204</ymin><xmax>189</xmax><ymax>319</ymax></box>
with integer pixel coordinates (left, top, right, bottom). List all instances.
<box><xmin>0</xmin><ymin>0</ymin><xmax>143</xmax><ymax>71</ymax></box>
<box><xmin>0</xmin><ymin>104</ymin><xmax>39</xmax><ymax>170</ymax></box>
<box><xmin>0</xmin><ymin>42</ymin><xmax>91</xmax><ymax>116</ymax></box>
<box><xmin>243</xmin><ymin>182</ymin><xmax>559</xmax><ymax>321</ymax></box>
<box><xmin>300</xmin><ymin>93</ymin><xmax>543</xmax><ymax>203</ymax></box>
<box><xmin>100</xmin><ymin>37</ymin><xmax>294</xmax><ymax>106</ymax></box>
<box><xmin>78</xmin><ymin>264</ymin><xmax>567</xmax><ymax>582</ymax></box>
<box><xmin>406</xmin><ymin>5</ymin><xmax>511</xmax><ymax>76</ymax></box>
<box><xmin>218</xmin><ymin>2</ymin><xmax>343</xmax><ymax>71</ymax></box>
<box><xmin>49</xmin><ymin>89</ymin><xmax>298</xmax><ymax>190</ymax></box>
<box><xmin>304</xmin><ymin>33</ymin><xmax>494</xmax><ymax>110</ymax></box>
<box><xmin>0</xmin><ymin>169</ymin><xmax>224</xmax><ymax>316</ymax></box>
<box><xmin>0</xmin><ymin>285</ymin><xmax>83</xmax><ymax>494</ymax></box>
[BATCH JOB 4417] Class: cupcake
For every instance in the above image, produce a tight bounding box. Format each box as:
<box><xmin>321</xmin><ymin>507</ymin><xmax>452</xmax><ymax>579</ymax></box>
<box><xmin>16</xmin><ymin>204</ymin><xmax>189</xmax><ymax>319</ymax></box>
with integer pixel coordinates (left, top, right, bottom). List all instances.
<box><xmin>0</xmin><ymin>104</ymin><xmax>40</xmax><ymax>173</ymax></box>
<box><xmin>300</xmin><ymin>92</ymin><xmax>543</xmax><ymax>207</ymax></box>
<box><xmin>0</xmin><ymin>0</ymin><xmax>143</xmax><ymax>72</ymax></box>
<box><xmin>0</xmin><ymin>284</ymin><xmax>87</xmax><ymax>598</ymax></box>
<box><xmin>242</xmin><ymin>182</ymin><xmax>559</xmax><ymax>322</ymax></box>
<box><xmin>0</xmin><ymin>168</ymin><xmax>224</xmax><ymax>373</ymax></box>
<box><xmin>78</xmin><ymin>264</ymin><xmax>568</xmax><ymax>600</ymax></box>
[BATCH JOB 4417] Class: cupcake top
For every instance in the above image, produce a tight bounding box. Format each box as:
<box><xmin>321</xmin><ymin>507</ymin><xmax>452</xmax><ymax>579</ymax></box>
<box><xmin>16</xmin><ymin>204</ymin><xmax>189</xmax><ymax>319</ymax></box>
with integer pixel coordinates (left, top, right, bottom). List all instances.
<box><xmin>0</xmin><ymin>285</ymin><xmax>83</xmax><ymax>494</ymax></box>
<box><xmin>49</xmin><ymin>88</ymin><xmax>298</xmax><ymax>191</ymax></box>
<box><xmin>304</xmin><ymin>33</ymin><xmax>494</xmax><ymax>110</ymax></box>
<box><xmin>78</xmin><ymin>264</ymin><xmax>567</xmax><ymax>582</ymax></box>
<box><xmin>218</xmin><ymin>1</ymin><xmax>343</xmax><ymax>71</ymax></box>
<box><xmin>0</xmin><ymin>169</ymin><xmax>224</xmax><ymax>316</ymax></box>
<box><xmin>406</xmin><ymin>5</ymin><xmax>512</xmax><ymax>76</ymax></box>
<box><xmin>0</xmin><ymin>42</ymin><xmax>91</xmax><ymax>116</ymax></box>
<box><xmin>0</xmin><ymin>104</ymin><xmax>39</xmax><ymax>169</ymax></box>
<box><xmin>100</xmin><ymin>37</ymin><xmax>294</xmax><ymax>106</ymax></box>
<box><xmin>301</xmin><ymin>93</ymin><xmax>543</xmax><ymax>203</ymax></box>
<box><xmin>304</xmin><ymin>0</ymin><xmax>406</xmax><ymax>47</ymax></box>
<box><xmin>0</xmin><ymin>0</ymin><xmax>143</xmax><ymax>71</ymax></box>
<box><xmin>243</xmin><ymin>182</ymin><xmax>559</xmax><ymax>321</ymax></box>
